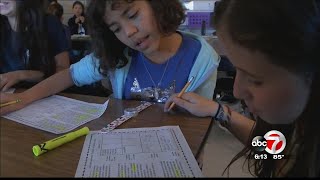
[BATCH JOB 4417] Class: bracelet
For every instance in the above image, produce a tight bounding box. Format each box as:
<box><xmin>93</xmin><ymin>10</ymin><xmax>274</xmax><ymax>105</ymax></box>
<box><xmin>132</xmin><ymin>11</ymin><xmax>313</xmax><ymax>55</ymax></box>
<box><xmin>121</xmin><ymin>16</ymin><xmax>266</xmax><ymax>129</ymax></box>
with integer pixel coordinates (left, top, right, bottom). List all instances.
<box><xmin>213</xmin><ymin>103</ymin><xmax>222</xmax><ymax>119</ymax></box>
<box><xmin>212</xmin><ymin>102</ymin><xmax>231</xmax><ymax>128</ymax></box>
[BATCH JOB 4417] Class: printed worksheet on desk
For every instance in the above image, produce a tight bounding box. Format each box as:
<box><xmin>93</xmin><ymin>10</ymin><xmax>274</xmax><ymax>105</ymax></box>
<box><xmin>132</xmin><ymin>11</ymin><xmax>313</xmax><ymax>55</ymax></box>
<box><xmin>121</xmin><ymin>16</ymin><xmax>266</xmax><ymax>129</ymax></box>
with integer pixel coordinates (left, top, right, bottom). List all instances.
<box><xmin>2</xmin><ymin>95</ymin><xmax>109</xmax><ymax>134</ymax></box>
<box><xmin>75</xmin><ymin>126</ymin><xmax>203</xmax><ymax>178</ymax></box>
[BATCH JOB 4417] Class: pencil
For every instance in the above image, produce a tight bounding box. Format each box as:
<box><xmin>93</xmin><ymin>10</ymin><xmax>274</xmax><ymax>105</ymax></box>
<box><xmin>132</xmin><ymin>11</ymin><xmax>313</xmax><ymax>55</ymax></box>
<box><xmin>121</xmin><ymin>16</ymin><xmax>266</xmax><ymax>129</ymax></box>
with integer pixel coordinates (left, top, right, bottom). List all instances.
<box><xmin>0</xmin><ymin>99</ymin><xmax>21</xmax><ymax>108</ymax></box>
<box><xmin>168</xmin><ymin>76</ymin><xmax>195</xmax><ymax>111</ymax></box>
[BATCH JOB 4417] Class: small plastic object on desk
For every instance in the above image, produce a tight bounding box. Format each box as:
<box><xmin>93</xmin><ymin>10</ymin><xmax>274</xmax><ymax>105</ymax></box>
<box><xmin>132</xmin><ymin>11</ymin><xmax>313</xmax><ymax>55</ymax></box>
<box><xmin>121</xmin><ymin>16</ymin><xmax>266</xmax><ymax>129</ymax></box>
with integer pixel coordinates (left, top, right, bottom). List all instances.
<box><xmin>124</xmin><ymin>108</ymin><xmax>138</xmax><ymax>117</ymax></box>
<box><xmin>32</xmin><ymin>127</ymin><xmax>89</xmax><ymax>156</ymax></box>
<box><xmin>100</xmin><ymin>102</ymin><xmax>152</xmax><ymax>133</ymax></box>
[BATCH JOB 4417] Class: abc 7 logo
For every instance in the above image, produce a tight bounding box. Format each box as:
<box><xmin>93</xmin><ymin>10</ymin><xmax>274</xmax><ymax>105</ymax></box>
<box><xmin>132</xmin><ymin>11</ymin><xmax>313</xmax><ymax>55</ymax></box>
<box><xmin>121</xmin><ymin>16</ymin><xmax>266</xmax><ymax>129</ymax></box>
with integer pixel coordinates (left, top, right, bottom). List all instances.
<box><xmin>251</xmin><ymin>130</ymin><xmax>286</xmax><ymax>154</ymax></box>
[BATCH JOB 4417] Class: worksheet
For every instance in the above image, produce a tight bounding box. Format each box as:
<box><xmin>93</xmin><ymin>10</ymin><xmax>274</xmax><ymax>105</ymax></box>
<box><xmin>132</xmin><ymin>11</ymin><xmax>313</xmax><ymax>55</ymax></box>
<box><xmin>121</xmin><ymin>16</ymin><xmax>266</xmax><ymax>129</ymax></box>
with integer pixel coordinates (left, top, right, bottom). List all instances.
<box><xmin>75</xmin><ymin>126</ymin><xmax>203</xmax><ymax>178</ymax></box>
<box><xmin>2</xmin><ymin>95</ymin><xmax>109</xmax><ymax>134</ymax></box>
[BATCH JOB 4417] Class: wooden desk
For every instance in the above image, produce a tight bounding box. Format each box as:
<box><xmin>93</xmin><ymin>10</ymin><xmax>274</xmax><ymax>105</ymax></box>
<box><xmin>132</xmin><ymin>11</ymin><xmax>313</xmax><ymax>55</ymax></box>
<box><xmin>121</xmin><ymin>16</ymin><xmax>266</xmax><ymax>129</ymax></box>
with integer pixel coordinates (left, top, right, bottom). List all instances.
<box><xmin>0</xmin><ymin>93</ymin><xmax>213</xmax><ymax>177</ymax></box>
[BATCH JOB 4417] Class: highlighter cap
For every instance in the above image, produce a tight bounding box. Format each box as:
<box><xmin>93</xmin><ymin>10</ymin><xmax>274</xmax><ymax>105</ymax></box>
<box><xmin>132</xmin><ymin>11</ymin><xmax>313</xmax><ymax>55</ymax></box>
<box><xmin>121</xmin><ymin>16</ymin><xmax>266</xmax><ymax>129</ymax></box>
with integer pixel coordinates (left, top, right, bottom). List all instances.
<box><xmin>32</xmin><ymin>145</ymin><xmax>42</xmax><ymax>157</ymax></box>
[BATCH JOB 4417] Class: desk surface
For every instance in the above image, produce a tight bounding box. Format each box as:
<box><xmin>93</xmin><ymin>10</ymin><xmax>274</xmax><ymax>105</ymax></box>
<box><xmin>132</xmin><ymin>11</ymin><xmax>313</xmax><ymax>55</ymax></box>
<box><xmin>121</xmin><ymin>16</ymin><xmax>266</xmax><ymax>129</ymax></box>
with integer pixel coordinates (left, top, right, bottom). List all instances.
<box><xmin>0</xmin><ymin>93</ymin><xmax>212</xmax><ymax>177</ymax></box>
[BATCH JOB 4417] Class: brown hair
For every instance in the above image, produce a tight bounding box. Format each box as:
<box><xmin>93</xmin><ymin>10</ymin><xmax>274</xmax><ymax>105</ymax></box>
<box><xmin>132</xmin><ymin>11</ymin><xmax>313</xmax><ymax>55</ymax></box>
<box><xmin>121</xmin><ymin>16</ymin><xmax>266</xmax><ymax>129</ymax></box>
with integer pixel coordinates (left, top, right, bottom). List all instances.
<box><xmin>47</xmin><ymin>3</ymin><xmax>64</xmax><ymax>19</ymax></box>
<box><xmin>213</xmin><ymin>0</ymin><xmax>320</xmax><ymax>177</ymax></box>
<box><xmin>86</xmin><ymin>0</ymin><xmax>185</xmax><ymax>75</ymax></box>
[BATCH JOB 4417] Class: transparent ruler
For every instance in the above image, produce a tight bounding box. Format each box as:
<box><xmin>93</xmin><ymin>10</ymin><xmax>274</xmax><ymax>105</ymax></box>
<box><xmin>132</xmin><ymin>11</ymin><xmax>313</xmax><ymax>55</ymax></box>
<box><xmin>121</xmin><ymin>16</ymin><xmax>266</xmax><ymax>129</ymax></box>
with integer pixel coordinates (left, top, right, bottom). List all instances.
<box><xmin>100</xmin><ymin>102</ymin><xmax>153</xmax><ymax>132</ymax></box>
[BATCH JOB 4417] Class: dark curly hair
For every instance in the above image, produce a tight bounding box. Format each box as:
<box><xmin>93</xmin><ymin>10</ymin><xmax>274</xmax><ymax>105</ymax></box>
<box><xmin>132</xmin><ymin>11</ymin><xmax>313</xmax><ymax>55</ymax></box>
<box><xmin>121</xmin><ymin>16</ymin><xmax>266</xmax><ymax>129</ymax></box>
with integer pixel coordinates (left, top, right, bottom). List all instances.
<box><xmin>86</xmin><ymin>0</ymin><xmax>185</xmax><ymax>75</ymax></box>
<box><xmin>213</xmin><ymin>0</ymin><xmax>320</xmax><ymax>177</ymax></box>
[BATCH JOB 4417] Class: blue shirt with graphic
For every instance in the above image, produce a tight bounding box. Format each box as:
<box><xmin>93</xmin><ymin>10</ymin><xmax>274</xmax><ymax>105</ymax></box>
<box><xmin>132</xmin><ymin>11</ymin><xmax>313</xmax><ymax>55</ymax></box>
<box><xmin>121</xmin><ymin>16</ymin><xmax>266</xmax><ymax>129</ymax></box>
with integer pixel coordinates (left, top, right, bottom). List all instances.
<box><xmin>124</xmin><ymin>32</ymin><xmax>201</xmax><ymax>102</ymax></box>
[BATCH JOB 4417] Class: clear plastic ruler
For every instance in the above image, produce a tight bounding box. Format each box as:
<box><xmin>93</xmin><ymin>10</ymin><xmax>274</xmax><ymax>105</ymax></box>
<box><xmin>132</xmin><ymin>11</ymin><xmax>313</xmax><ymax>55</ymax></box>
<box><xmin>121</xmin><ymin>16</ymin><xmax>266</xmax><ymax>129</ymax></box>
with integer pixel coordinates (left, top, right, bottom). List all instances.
<box><xmin>100</xmin><ymin>102</ymin><xmax>153</xmax><ymax>133</ymax></box>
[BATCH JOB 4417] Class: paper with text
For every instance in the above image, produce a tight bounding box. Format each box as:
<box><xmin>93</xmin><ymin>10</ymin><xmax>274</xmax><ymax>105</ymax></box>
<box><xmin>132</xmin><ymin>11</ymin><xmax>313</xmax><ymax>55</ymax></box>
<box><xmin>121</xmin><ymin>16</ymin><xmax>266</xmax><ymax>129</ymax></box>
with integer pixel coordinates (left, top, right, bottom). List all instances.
<box><xmin>2</xmin><ymin>95</ymin><xmax>109</xmax><ymax>134</ymax></box>
<box><xmin>75</xmin><ymin>126</ymin><xmax>203</xmax><ymax>178</ymax></box>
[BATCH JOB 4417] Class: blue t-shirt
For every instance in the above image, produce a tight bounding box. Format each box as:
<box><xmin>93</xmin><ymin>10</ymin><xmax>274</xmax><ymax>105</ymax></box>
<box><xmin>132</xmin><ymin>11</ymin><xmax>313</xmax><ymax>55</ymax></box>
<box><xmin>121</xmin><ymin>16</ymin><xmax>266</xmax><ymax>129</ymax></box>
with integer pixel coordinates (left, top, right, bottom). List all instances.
<box><xmin>0</xmin><ymin>15</ymin><xmax>69</xmax><ymax>73</ymax></box>
<box><xmin>124</xmin><ymin>32</ymin><xmax>201</xmax><ymax>102</ymax></box>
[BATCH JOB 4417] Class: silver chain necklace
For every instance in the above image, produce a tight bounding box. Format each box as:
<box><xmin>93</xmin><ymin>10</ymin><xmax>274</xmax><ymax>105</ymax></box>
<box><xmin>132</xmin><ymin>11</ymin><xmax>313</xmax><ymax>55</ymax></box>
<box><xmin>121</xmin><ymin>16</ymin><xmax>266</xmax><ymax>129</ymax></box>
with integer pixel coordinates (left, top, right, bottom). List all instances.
<box><xmin>142</xmin><ymin>57</ymin><xmax>170</xmax><ymax>100</ymax></box>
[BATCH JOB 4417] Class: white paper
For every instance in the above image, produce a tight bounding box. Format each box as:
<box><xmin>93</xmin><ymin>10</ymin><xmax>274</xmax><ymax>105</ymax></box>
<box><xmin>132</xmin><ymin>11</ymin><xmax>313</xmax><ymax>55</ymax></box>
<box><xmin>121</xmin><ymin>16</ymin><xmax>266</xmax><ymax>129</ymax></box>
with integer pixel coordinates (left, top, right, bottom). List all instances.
<box><xmin>75</xmin><ymin>126</ymin><xmax>203</xmax><ymax>178</ymax></box>
<box><xmin>3</xmin><ymin>88</ymin><xmax>15</xmax><ymax>93</ymax></box>
<box><xmin>2</xmin><ymin>95</ymin><xmax>109</xmax><ymax>134</ymax></box>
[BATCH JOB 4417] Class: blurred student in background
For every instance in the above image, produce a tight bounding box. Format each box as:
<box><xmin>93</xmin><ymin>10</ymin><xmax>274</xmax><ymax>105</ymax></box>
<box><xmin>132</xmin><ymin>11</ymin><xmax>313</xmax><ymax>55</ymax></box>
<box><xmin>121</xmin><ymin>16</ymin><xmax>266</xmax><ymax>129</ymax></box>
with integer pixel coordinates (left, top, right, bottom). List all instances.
<box><xmin>67</xmin><ymin>1</ymin><xmax>89</xmax><ymax>63</ymax></box>
<box><xmin>68</xmin><ymin>1</ymin><xmax>87</xmax><ymax>35</ymax></box>
<box><xmin>47</xmin><ymin>2</ymin><xmax>71</xmax><ymax>51</ymax></box>
<box><xmin>0</xmin><ymin>0</ymin><xmax>70</xmax><ymax>91</ymax></box>
<box><xmin>43</xmin><ymin>0</ymin><xmax>57</xmax><ymax>12</ymax></box>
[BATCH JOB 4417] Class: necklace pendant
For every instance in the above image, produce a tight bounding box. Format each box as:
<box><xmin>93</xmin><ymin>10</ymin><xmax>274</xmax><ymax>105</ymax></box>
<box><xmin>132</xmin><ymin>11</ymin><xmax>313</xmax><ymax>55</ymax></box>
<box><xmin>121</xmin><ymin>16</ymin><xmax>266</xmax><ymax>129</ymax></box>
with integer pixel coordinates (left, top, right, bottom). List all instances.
<box><xmin>154</xmin><ymin>87</ymin><xmax>159</xmax><ymax>100</ymax></box>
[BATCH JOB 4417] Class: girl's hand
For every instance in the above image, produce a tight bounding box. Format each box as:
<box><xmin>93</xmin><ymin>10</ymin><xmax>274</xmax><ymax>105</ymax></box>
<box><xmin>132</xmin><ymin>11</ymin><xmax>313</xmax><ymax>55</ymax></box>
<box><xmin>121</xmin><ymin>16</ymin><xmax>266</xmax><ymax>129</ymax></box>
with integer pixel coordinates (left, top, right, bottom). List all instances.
<box><xmin>164</xmin><ymin>92</ymin><xmax>219</xmax><ymax>117</ymax></box>
<box><xmin>0</xmin><ymin>92</ymin><xmax>30</xmax><ymax>115</ymax></box>
<box><xmin>75</xmin><ymin>17</ymin><xmax>81</xmax><ymax>24</ymax></box>
<box><xmin>79</xmin><ymin>16</ymin><xmax>85</xmax><ymax>23</ymax></box>
<box><xmin>0</xmin><ymin>72</ymin><xmax>22</xmax><ymax>92</ymax></box>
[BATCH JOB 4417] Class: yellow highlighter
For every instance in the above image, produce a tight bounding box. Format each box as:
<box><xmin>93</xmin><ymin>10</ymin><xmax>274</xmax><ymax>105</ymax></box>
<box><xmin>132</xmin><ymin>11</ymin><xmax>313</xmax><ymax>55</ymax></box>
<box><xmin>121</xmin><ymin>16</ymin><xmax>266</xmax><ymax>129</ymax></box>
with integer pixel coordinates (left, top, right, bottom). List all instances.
<box><xmin>32</xmin><ymin>127</ymin><xmax>89</xmax><ymax>156</ymax></box>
